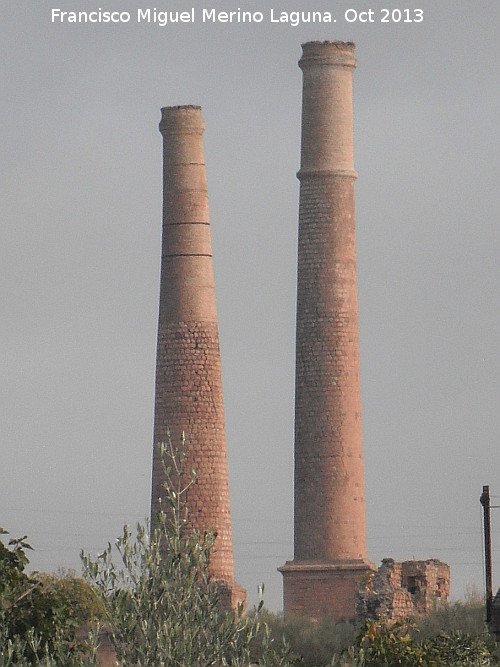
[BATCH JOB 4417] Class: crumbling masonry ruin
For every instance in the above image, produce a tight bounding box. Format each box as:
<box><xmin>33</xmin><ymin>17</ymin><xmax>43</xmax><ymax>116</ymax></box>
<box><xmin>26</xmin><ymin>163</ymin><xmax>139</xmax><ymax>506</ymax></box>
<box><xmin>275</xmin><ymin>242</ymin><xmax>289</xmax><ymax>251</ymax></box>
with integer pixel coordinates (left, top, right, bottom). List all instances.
<box><xmin>357</xmin><ymin>559</ymin><xmax>451</xmax><ymax>621</ymax></box>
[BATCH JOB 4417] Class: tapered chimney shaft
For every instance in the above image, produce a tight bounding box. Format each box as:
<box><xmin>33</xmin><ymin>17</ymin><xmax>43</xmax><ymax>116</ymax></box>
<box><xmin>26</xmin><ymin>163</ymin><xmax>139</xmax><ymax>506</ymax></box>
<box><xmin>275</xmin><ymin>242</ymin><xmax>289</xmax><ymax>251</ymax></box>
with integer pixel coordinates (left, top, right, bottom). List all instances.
<box><xmin>280</xmin><ymin>42</ymin><xmax>374</xmax><ymax>622</ymax></box>
<box><xmin>151</xmin><ymin>106</ymin><xmax>245</xmax><ymax>607</ymax></box>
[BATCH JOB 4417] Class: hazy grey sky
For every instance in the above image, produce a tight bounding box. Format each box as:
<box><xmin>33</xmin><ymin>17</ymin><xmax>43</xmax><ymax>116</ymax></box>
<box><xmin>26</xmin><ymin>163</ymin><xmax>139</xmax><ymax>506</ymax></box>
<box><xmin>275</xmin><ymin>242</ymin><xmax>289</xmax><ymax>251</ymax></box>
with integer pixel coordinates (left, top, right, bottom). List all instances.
<box><xmin>1</xmin><ymin>1</ymin><xmax>499</xmax><ymax>611</ymax></box>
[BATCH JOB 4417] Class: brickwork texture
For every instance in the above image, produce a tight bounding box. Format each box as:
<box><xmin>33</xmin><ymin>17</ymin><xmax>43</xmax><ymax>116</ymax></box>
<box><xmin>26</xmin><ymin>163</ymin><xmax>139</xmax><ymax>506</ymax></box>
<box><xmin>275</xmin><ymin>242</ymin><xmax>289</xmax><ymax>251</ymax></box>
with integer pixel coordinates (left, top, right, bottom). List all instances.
<box><xmin>280</xmin><ymin>41</ymin><xmax>374</xmax><ymax>622</ymax></box>
<box><xmin>151</xmin><ymin>106</ymin><xmax>245</xmax><ymax>606</ymax></box>
<box><xmin>357</xmin><ymin>559</ymin><xmax>451</xmax><ymax>621</ymax></box>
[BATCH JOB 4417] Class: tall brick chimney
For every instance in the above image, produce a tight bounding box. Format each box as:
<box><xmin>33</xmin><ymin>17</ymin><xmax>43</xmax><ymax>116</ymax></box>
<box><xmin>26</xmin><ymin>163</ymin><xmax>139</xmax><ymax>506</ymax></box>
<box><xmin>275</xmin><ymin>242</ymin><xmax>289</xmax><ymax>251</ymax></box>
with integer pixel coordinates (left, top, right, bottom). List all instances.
<box><xmin>279</xmin><ymin>42</ymin><xmax>374</xmax><ymax>621</ymax></box>
<box><xmin>151</xmin><ymin>105</ymin><xmax>245</xmax><ymax>608</ymax></box>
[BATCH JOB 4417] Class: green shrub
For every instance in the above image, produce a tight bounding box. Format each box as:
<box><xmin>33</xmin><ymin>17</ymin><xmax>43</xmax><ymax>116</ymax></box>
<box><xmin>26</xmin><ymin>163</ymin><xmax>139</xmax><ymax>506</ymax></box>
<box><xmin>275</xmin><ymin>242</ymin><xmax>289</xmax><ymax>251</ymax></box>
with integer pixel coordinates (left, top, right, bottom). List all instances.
<box><xmin>415</xmin><ymin>595</ymin><xmax>487</xmax><ymax>641</ymax></box>
<box><xmin>0</xmin><ymin>531</ymin><xmax>95</xmax><ymax>666</ymax></box>
<box><xmin>343</xmin><ymin>617</ymin><xmax>498</xmax><ymax>667</ymax></box>
<box><xmin>355</xmin><ymin>618</ymin><xmax>426</xmax><ymax>666</ymax></box>
<box><xmin>35</xmin><ymin>571</ymin><xmax>105</xmax><ymax>627</ymax></box>
<box><xmin>251</xmin><ymin>611</ymin><xmax>358</xmax><ymax>666</ymax></box>
<box><xmin>254</xmin><ymin>603</ymin><xmax>498</xmax><ymax>667</ymax></box>
<box><xmin>425</xmin><ymin>630</ymin><xmax>495</xmax><ymax>666</ymax></box>
<box><xmin>81</xmin><ymin>438</ymin><xmax>294</xmax><ymax>667</ymax></box>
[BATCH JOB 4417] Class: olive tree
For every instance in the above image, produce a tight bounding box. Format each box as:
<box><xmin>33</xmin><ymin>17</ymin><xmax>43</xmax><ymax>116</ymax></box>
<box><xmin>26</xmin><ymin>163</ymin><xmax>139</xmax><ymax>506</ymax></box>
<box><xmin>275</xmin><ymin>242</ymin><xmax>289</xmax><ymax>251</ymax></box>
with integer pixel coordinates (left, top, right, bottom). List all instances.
<box><xmin>81</xmin><ymin>437</ymin><xmax>292</xmax><ymax>667</ymax></box>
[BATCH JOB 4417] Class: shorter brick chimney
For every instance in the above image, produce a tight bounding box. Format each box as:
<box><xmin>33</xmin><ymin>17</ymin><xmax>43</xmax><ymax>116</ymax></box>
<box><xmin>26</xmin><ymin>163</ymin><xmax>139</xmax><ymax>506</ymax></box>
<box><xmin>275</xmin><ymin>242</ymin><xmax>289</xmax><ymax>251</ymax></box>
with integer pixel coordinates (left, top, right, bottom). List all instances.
<box><xmin>151</xmin><ymin>105</ymin><xmax>246</xmax><ymax>609</ymax></box>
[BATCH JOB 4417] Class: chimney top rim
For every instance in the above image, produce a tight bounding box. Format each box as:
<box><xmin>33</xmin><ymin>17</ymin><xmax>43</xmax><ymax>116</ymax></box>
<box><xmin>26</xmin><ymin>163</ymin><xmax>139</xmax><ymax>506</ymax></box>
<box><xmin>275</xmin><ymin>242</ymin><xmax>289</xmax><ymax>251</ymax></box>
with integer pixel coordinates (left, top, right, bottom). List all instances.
<box><xmin>301</xmin><ymin>40</ymin><xmax>355</xmax><ymax>48</ymax></box>
<box><xmin>160</xmin><ymin>105</ymin><xmax>202</xmax><ymax>112</ymax></box>
<box><xmin>159</xmin><ymin>105</ymin><xmax>205</xmax><ymax>134</ymax></box>
<box><xmin>299</xmin><ymin>41</ymin><xmax>357</xmax><ymax>69</ymax></box>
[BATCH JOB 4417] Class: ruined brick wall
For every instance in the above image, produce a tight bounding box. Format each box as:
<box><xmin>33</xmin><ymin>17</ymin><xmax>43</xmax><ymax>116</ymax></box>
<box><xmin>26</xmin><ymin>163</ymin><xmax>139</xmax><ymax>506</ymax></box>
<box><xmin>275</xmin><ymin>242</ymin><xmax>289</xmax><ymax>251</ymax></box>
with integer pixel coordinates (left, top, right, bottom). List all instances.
<box><xmin>280</xmin><ymin>42</ymin><xmax>374</xmax><ymax>623</ymax></box>
<box><xmin>151</xmin><ymin>107</ymin><xmax>244</xmax><ymax>605</ymax></box>
<box><xmin>357</xmin><ymin>559</ymin><xmax>451</xmax><ymax>621</ymax></box>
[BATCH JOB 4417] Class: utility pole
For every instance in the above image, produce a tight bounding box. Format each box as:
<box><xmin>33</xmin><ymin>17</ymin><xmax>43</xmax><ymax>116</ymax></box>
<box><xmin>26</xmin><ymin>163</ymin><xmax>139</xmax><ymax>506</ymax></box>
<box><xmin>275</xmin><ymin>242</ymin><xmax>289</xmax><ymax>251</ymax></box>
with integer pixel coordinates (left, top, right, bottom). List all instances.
<box><xmin>480</xmin><ymin>485</ymin><xmax>493</xmax><ymax>624</ymax></box>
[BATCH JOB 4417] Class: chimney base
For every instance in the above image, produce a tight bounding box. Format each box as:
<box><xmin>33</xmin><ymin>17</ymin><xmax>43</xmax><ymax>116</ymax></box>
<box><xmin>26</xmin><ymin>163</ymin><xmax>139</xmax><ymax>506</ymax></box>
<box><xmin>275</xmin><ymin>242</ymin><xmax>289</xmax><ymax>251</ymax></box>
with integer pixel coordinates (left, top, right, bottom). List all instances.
<box><xmin>279</xmin><ymin>560</ymin><xmax>375</xmax><ymax>622</ymax></box>
<box><xmin>216</xmin><ymin>580</ymin><xmax>248</xmax><ymax>613</ymax></box>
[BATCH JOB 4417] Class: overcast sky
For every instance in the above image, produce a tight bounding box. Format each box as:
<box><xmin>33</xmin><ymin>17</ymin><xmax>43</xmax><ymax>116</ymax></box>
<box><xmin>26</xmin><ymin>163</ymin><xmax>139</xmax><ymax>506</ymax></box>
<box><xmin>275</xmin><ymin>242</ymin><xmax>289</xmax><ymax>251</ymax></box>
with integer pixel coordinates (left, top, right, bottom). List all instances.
<box><xmin>1</xmin><ymin>1</ymin><xmax>499</xmax><ymax>612</ymax></box>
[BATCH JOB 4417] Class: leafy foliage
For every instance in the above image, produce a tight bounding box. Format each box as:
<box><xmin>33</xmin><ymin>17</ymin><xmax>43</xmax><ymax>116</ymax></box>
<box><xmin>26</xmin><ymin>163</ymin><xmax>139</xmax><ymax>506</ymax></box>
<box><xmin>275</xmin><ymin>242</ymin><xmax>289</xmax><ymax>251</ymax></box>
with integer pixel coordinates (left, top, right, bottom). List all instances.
<box><xmin>252</xmin><ymin>610</ymin><xmax>357</xmax><ymax>666</ymax></box>
<box><xmin>424</xmin><ymin>630</ymin><xmax>496</xmax><ymax>666</ymax></box>
<box><xmin>81</xmin><ymin>438</ymin><xmax>294</xmax><ymax>666</ymax></box>
<box><xmin>355</xmin><ymin>618</ymin><xmax>428</xmax><ymax>666</ymax></box>
<box><xmin>337</xmin><ymin>617</ymin><xmax>498</xmax><ymax>667</ymax></box>
<box><xmin>35</xmin><ymin>571</ymin><xmax>104</xmax><ymax>628</ymax></box>
<box><xmin>255</xmin><ymin>607</ymin><xmax>499</xmax><ymax>667</ymax></box>
<box><xmin>415</xmin><ymin>590</ymin><xmax>487</xmax><ymax>641</ymax></box>
<box><xmin>0</xmin><ymin>529</ymin><xmax>95</xmax><ymax>666</ymax></box>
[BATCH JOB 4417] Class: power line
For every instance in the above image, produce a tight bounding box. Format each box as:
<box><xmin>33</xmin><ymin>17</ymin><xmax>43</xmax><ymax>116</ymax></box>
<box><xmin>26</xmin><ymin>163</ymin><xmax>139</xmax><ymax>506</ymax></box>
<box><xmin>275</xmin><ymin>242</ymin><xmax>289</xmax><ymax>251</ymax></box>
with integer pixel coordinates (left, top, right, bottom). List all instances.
<box><xmin>2</xmin><ymin>507</ymin><xmax>146</xmax><ymax>518</ymax></box>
